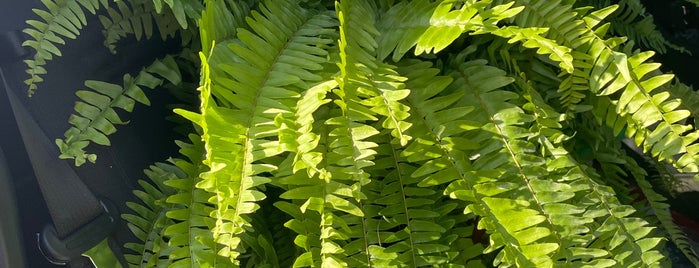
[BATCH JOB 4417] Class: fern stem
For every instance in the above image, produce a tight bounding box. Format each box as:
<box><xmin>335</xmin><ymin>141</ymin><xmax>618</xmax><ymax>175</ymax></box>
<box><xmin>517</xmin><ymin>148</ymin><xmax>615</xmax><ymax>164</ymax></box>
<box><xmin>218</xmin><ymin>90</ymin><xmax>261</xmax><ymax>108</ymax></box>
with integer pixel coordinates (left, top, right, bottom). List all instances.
<box><xmin>387</xmin><ymin>139</ymin><xmax>419</xmax><ymax>266</ymax></box>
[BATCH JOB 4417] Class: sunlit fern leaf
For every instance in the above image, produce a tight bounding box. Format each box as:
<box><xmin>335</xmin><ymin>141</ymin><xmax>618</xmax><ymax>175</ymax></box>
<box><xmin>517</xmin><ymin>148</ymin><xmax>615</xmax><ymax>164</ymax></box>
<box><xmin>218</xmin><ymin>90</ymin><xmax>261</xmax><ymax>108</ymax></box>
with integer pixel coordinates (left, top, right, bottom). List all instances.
<box><xmin>665</xmin><ymin>80</ymin><xmax>699</xmax><ymax>126</ymax></box>
<box><xmin>398</xmin><ymin>59</ymin><xmax>556</xmax><ymax>266</ymax></box>
<box><xmin>505</xmin><ymin>0</ymin><xmax>699</xmax><ymax>176</ymax></box>
<box><xmin>174</xmin><ymin>0</ymin><xmax>337</xmax><ymax>263</ymax></box>
<box><xmin>486</xmin><ymin>26</ymin><xmax>574</xmax><ymax>73</ymax></box>
<box><xmin>274</xmin><ymin>81</ymin><xmax>359</xmax><ymax>267</ymax></box>
<box><xmin>55</xmin><ymin>55</ymin><xmax>181</xmax><ymax>166</ymax></box>
<box><xmin>451</xmin><ymin>60</ymin><xmax>612</xmax><ymax>266</ymax></box>
<box><xmin>275</xmin><ymin>80</ymin><xmax>336</xmax><ymax>177</ymax></box>
<box><xmin>162</xmin><ymin>135</ymin><xmax>229</xmax><ymax>267</ymax></box>
<box><xmin>99</xmin><ymin>0</ymin><xmax>181</xmax><ymax>54</ymax></box>
<box><xmin>591</xmin><ymin>49</ymin><xmax>699</xmax><ymax>174</ymax></box>
<box><xmin>584</xmin><ymin>176</ymin><xmax>667</xmax><ymax>266</ymax></box>
<box><xmin>493</xmin><ymin>0</ymin><xmax>618</xmax><ymax>110</ymax></box>
<box><xmin>275</xmin><ymin>115</ymin><xmax>372</xmax><ymax>267</ymax></box>
<box><xmin>376</xmin><ymin>0</ymin><xmax>525</xmax><ymax>62</ymax></box>
<box><xmin>23</xmin><ymin>0</ymin><xmax>109</xmax><ymax>95</ymax></box>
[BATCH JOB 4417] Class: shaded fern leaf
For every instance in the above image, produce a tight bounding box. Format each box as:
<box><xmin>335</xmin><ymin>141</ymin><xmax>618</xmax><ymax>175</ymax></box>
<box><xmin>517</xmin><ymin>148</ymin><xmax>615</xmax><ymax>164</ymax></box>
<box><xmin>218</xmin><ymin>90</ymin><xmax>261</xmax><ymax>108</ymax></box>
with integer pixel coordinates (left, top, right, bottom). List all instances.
<box><xmin>363</xmin><ymin>133</ymin><xmax>473</xmax><ymax>266</ymax></box>
<box><xmin>175</xmin><ymin>0</ymin><xmax>336</xmax><ymax>263</ymax></box>
<box><xmin>150</xmin><ymin>0</ymin><xmax>204</xmax><ymax>29</ymax></box>
<box><xmin>635</xmin><ymin>174</ymin><xmax>699</xmax><ymax>266</ymax></box>
<box><xmin>590</xmin><ymin>0</ymin><xmax>688</xmax><ymax>54</ymax></box>
<box><xmin>23</xmin><ymin>0</ymin><xmax>109</xmax><ymax>95</ymax></box>
<box><xmin>99</xmin><ymin>0</ymin><xmax>181</xmax><ymax>53</ymax></box>
<box><xmin>122</xmin><ymin>162</ymin><xmax>178</xmax><ymax>267</ymax></box>
<box><xmin>56</xmin><ymin>55</ymin><xmax>181</xmax><ymax>166</ymax></box>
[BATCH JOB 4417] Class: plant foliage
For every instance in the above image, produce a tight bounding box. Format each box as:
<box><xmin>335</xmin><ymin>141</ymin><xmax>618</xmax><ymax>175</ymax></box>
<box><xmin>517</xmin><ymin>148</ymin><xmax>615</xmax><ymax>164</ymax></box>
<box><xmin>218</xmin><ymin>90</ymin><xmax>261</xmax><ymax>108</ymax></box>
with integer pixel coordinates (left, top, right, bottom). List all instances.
<box><xmin>23</xmin><ymin>0</ymin><xmax>699</xmax><ymax>267</ymax></box>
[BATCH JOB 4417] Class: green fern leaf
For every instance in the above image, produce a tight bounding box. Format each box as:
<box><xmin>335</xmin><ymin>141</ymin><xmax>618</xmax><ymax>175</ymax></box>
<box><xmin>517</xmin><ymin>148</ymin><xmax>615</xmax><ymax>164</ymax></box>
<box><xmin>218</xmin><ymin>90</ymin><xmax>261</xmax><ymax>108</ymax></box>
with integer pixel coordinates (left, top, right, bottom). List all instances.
<box><xmin>162</xmin><ymin>135</ymin><xmax>229</xmax><ymax>267</ymax></box>
<box><xmin>175</xmin><ymin>0</ymin><xmax>336</xmax><ymax>263</ymax></box>
<box><xmin>56</xmin><ymin>55</ymin><xmax>181</xmax><ymax>166</ymax></box>
<box><xmin>376</xmin><ymin>0</ymin><xmax>524</xmax><ymax>61</ymax></box>
<box><xmin>23</xmin><ymin>0</ymin><xmax>109</xmax><ymax>95</ymax></box>
<box><xmin>595</xmin><ymin>0</ymin><xmax>688</xmax><ymax>54</ymax></box>
<box><xmin>635</xmin><ymin>170</ymin><xmax>699</xmax><ymax>266</ymax></box>
<box><xmin>98</xmin><ymin>0</ymin><xmax>181</xmax><ymax>53</ymax></box>
<box><xmin>151</xmin><ymin>0</ymin><xmax>203</xmax><ymax>29</ymax></box>
<box><xmin>122</xmin><ymin>162</ymin><xmax>178</xmax><ymax>267</ymax></box>
<box><xmin>363</xmin><ymin>133</ymin><xmax>474</xmax><ymax>266</ymax></box>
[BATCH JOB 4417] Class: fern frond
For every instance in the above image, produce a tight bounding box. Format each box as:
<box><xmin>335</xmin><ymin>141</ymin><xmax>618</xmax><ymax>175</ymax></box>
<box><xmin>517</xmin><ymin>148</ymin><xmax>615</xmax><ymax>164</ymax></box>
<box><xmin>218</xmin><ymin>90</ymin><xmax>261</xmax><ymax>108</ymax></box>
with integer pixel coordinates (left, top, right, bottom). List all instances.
<box><xmin>399</xmin><ymin>59</ymin><xmax>560</xmax><ymax>266</ymax></box>
<box><xmin>122</xmin><ymin>162</ymin><xmax>178</xmax><ymax>267</ymax></box>
<box><xmin>162</xmin><ymin>134</ymin><xmax>229</xmax><ymax>267</ymax></box>
<box><xmin>150</xmin><ymin>0</ymin><xmax>204</xmax><ymax>29</ymax></box>
<box><xmin>665</xmin><ymin>80</ymin><xmax>699</xmax><ymax>125</ymax></box>
<box><xmin>451</xmin><ymin>60</ymin><xmax>616</xmax><ymax>266</ymax></box>
<box><xmin>122</xmin><ymin>134</ymin><xmax>229</xmax><ymax>267</ymax></box>
<box><xmin>363</xmin><ymin>133</ymin><xmax>468</xmax><ymax>266</ymax></box>
<box><xmin>592</xmin><ymin>0</ymin><xmax>687</xmax><ymax>54</ymax></box>
<box><xmin>23</xmin><ymin>0</ymin><xmax>109</xmax><ymax>95</ymax></box>
<box><xmin>55</xmin><ymin>55</ymin><xmax>181</xmax><ymax>166</ymax></box>
<box><xmin>175</xmin><ymin>0</ymin><xmax>337</xmax><ymax>263</ymax></box>
<box><xmin>635</xmin><ymin>174</ymin><xmax>699</xmax><ymax>266</ymax></box>
<box><xmin>376</xmin><ymin>0</ymin><xmax>525</xmax><ymax>61</ymax></box>
<box><xmin>592</xmin><ymin>50</ymin><xmax>699</xmax><ymax>174</ymax></box>
<box><xmin>506</xmin><ymin>0</ymin><xmax>699</xmax><ymax>175</ymax></box>
<box><xmin>199</xmin><ymin>0</ymin><xmax>252</xmax><ymax>54</ymax></box>
<box><xmin>487</xmin><ymin>26</ymin><xmax>575</xmax><ymax>73</ymax></box>
<box><xmin>98</xmin><ymin>0</ymin><xmax>181</xmax><ymax>53</ymax></box>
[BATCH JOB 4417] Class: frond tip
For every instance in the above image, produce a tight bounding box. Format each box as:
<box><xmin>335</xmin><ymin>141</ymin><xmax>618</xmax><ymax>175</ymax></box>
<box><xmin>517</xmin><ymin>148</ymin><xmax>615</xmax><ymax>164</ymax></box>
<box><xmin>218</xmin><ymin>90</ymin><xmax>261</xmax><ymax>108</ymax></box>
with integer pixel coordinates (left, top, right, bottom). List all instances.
<box><xmin>23</xmin><ymin>0</ymin><xmax>109</xmax><ymax>95</ymax></box>
<box><xmin>56</xmin><ymin>55</ymin><xmax>181</xmax><ymax>166</ymax></box>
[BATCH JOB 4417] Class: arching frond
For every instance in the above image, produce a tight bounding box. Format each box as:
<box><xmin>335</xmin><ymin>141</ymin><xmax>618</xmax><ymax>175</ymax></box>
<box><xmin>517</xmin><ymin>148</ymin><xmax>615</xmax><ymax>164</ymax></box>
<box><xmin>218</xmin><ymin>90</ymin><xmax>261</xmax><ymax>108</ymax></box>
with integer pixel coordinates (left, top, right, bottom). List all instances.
<box><xmin>122</xmin><ymin>162</ymin><xmax>178</xmax><ymax>267</ymax></box>
<box><xmin>122</xmin><ymin>134</ymin><xmax>228</xmax><ymax>267</ymax></box>
<box><xmin>150</xmin><ymin>0</ymin><xmax>204</xmax><ymax>29</ymax></box>
<box><xmin>363</xmin><ymin>133</ymin><xmax>474</xmax><ymax>266</ymax></box>
<box><xmin>376</xmin><ymin>0</ymin><xmax>525</xmax><ymax>61</ymax></box>
<box><xmin>175</xmin><ymin>0</ymin><xmax>337</xmax><ymax>263</ymax></box>
<box><xmin>56</xmin><ymin>55</ymin><xmax>181</xmax><ymax>166</ymax></box>
<box><xmin>587</xmin><ymin>0</ymin><xmax>687</xmax><ymax>54</ymax></box>
<box><xmin>98</xmin><ymin>0</ymin><xmax>181</xmax><ymax>53</ymax></box>
<box><xmin>635</xmin><ymin>175</ymin><xmax>699</xmax><ymax>266</ymax></box>
<box><xmin>23</xmin><ymin>0</ymin><xmax>109</xmax><ymax>95</ymax></box>
<box><xmin>24</xmin><ymin>0</ymin><xmax>699</xmax><ymax>266</ymax></box>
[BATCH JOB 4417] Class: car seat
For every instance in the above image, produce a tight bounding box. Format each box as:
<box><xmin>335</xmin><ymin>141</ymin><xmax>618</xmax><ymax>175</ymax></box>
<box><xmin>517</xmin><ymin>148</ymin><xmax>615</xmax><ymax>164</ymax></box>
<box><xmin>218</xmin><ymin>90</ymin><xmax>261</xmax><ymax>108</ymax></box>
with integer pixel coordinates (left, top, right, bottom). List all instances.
<box><xmin>0</xmin><ymin>0</ymin><xmax>181</xmax><ymax>266</ymax></box>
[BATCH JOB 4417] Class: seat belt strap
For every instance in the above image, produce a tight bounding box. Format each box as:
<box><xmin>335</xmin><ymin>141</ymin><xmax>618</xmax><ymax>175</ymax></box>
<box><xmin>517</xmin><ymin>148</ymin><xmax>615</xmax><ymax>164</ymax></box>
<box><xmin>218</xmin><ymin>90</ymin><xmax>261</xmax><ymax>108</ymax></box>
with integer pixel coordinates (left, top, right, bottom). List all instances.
<box><xmin>2</xmin><ymin>69</ymin><xmax>120</xmax><ymax>267</ymax></box>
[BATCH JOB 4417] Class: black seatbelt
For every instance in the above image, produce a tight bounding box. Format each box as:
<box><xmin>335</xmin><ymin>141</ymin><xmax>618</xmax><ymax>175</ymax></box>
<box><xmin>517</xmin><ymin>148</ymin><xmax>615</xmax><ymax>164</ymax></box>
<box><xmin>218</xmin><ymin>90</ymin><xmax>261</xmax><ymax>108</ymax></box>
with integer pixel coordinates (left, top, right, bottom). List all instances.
<box><xmin>1</xmin><ymin>30</ymin><xmax>119</xmax><ymax>267</ymax></box>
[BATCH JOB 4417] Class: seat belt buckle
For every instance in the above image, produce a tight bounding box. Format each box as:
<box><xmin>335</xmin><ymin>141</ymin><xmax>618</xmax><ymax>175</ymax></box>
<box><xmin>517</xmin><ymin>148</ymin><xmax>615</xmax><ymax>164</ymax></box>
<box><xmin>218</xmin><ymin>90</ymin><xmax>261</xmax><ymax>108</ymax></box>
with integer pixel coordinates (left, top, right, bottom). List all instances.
<box><xmin>37</xmin><ymin>199</ymin><xmax>119</xmax><ymax>265</ymax></box>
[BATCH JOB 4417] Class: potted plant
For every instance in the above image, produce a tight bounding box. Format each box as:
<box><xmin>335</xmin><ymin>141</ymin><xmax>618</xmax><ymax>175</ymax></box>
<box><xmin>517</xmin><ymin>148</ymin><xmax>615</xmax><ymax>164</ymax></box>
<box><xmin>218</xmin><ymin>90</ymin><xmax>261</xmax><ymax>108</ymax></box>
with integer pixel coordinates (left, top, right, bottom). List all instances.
<box><xmin>18</xmin><ymin>0</ymin><xmax>699</xmax><ymax>266</ymax></box>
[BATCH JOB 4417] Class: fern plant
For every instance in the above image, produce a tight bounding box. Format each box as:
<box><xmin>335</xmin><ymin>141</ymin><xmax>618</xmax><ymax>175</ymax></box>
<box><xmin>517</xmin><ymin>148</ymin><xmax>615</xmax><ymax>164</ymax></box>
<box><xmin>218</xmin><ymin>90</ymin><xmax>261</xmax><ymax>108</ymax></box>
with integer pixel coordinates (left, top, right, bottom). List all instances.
<box><xmin>23</xmin><ymin>0</ymin><xmax>699</xmax><ymax>267</ymax></box>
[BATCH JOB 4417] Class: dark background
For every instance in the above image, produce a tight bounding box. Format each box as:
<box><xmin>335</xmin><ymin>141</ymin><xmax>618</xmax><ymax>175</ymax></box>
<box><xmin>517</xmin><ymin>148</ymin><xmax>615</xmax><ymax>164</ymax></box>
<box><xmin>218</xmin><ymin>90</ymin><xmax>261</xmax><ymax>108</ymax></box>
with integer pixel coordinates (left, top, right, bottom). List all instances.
<box><xmin>1</xmin><ymin>0</ymin><xmax>181</xmax><ymax>267</ymax></box>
